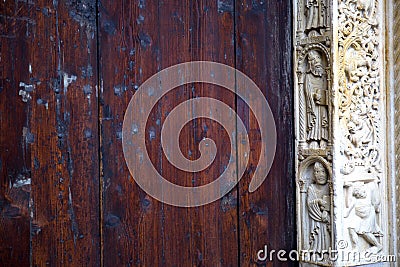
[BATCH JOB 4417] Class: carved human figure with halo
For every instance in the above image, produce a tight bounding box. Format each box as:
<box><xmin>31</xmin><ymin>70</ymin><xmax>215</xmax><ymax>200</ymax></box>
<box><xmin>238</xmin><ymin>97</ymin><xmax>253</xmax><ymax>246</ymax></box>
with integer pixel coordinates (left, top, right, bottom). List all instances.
<box><xmin>305</xmin><ymin>50</ymin><xmax>329</xmax><ymax>149</ymax></box>
<box><xmin>306</xmin><ymin>161</ymin><xmax>331</xmax><ymax>256</ymax></box>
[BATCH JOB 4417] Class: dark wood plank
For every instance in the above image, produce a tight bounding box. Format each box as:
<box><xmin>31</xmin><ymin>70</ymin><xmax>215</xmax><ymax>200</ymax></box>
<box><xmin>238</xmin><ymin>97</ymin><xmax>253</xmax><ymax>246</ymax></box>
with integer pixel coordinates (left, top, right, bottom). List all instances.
<box><xmin>99</xmin><ymin>0</ymin><xmax>239</xmax><ymax>266</ymax></box>
<box><xmin>17</xmin><ymin>0</ymin><xmax>100</xmax><ymax>266</ymax></box>
<box><xmin>235</xmin><ymin>0</ymin><xmax>296</xmax><ymax>266</ymax></box>
<box><xmin>0</xmin><ymin>1</ymin><xmax>33</xmax><ymax>265</ymax></box>
<box><xmin>98</xmin><ymin>1</ymin><xmax>163</xmax><ymax>265</ymax></box>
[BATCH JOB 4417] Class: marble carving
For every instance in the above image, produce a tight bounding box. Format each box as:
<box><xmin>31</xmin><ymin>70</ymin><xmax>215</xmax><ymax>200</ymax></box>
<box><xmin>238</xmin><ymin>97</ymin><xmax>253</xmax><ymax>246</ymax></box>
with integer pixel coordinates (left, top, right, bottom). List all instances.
<box><xmin>295</xmin><ymin>0</ymin><xmax>388</xmax><ymax>265</ymax></box>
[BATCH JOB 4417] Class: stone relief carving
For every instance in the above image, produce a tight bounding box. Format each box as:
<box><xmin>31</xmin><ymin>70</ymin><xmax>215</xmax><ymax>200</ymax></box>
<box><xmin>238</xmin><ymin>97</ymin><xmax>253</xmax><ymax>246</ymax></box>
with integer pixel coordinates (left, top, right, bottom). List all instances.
<box><xmin>296</xmin><ymin>0</ymin><xmax>334</xmax><ymax>264</ymax></box>
<box><xmin>305</xmin><ymin>0</ymin><xmax>328</xmax><ymax>34</ymax></box>
<box><xmin>337</xmin><ymin>0</ymin><xmax>385</xmax><ymax>258</ymax></box>
<box><xmin>338</xmin><ymin>0</ymin><xmax>382</xmax><ymax>178</ymax></box>
<box><xmin>296</xmin><ymin>0</ymin><xmax>387</xmax><ymax>264</ymax></box>
<box><xmin>304</xmin><ymin>50</ymin><xmax>329</xmax><ymax>149</ymax></box>
<box><xmin>297</xmin><ymin>0</ymin><xmax>330</xmax><ymax>37</ymax></box>
<box><xmin>296</xmin><ymin>45</ymin><xmax>332</xmax><ymax>155</ymax></box>
<box><xmin>298</xmin><ymin>157</ymin><xmax>333</xmax><ymax>264</ymax></box>
<box><xmin>307</xmin><ymin>162</ymin><xmax>331</xmax><ymax>254</ymax></box>
<box><xmin>344</xmin><ymin>180</ymin><xmax>383</xmax><ymax>254</ymax></box>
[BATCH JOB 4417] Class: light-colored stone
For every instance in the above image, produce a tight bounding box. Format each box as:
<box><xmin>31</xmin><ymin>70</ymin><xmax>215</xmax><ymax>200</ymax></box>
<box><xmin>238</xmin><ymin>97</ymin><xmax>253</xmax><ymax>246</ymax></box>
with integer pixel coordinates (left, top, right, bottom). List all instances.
<box><xmin>295</xmin><ymin>0</ymin><xmax>396</xmax><ymax>265</ymax></box>
<box><xmin>388</xmin><ymin>0</ymin><xmax>399</xmax><ymax>263</ymax></box>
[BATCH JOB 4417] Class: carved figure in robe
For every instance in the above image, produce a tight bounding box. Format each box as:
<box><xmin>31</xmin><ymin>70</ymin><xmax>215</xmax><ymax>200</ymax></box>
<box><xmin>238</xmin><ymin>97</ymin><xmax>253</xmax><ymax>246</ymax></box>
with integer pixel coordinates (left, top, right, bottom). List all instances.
<box><xmin>304</xmin><ymin>50</ymin><xmax>329</xmax><ymax>149</ymax></box>
<box><xmin>305</xmin><ymin>0</ymin><xmax>327</xmax><ymax>33</ymax></box>
<box><xmin>307</xmin><ymin>162</ymin><xmax>331</xmax><ymax>255</ymax></box>
<box><xmin>344</xmin><ymin>182</ymin><xmax>383</xmax><ymax>253</ymax></box>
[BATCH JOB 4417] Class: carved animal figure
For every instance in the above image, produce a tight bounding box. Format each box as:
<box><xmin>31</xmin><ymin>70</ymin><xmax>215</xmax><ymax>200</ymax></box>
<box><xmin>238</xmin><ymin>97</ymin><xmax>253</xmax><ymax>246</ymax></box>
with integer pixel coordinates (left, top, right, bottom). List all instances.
<box><xmin>346</xmin><ymin>113</ymin><xmax>373</xmax><ymax>150</ymax></box>
<box><xmin>344</xmin><ymin>48</ymin><xmax>370</xmax><ymax>83</ymax></box>
<box><xmin>356</xmin><ymin>0</ymin><xmax>375</xmax><ymax>19</ymax></box>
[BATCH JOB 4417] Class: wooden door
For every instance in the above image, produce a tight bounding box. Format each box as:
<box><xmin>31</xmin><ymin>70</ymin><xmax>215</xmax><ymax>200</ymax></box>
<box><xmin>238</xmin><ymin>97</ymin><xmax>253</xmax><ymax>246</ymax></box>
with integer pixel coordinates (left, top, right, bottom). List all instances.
<box><xmin>0</xmin><ymin>0</ymin><xmax>295</xmax><ymax>266</ymax></box>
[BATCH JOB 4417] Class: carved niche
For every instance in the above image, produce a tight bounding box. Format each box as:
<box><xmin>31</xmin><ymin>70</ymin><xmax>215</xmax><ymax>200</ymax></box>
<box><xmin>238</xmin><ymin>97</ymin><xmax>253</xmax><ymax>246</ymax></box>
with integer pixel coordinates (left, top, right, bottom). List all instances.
<box><xmin>295</xmin><ymin>0</ymin><xmax>334</xmax><ymax>264</ymax></box>
<box><xmin>295</xmin><ymin>0</ymin><xmax>333</xmax><ymax>158</ymax></box>
<box><xmin>296</xmin><ymin>0</ymin><xmax>331</xmax><ymax>37</ymax></box>
<box><xmin>298</xmin><ymin>157</ymin><xmax>333</xmax><ymax>264</ymax></box>
<box><xmin>297</xmin><ymin>45</ymin><xmax>332</xmax><ymax>154</ymax></box>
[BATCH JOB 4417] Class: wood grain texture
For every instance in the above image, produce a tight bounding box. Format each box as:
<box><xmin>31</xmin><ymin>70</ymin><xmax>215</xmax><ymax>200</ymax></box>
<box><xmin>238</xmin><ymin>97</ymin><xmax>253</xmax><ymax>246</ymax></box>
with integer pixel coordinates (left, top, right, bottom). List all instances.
<box><xmin>99</xmin><ymin>0</ymin><xmax>239</xmax><ymax>265</ymax></box>
<box><xmin>235</xmin><ymin>0</ymin><xmax>296</xmax><ymax>266</ymax></box>
<box><xmin>29</xmin><ymin>0</ymin><xmax>100</xmax><ymax>265</ymax></box>
<box><xmin>1</xmin><ymin>0</ymin><xmax>100</xmax><ymax>266</ymax></box>
<box><xmin>0</xmin><ymin>1</ymin><xmax>32</xmax><ymax>265</ymax></box>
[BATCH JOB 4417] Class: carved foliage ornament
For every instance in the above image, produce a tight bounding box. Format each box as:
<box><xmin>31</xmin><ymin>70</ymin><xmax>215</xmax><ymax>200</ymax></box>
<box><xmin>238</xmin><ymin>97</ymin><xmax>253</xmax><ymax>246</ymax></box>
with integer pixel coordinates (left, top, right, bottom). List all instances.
<box><xmin>338</xmin><ymin>0</ymin><xmax>385</xmax><ymax>259</ymax></box>
<box><xmin>338</xmin><ymin>0</ymin><xmax>382</xmax><ymax>178</ymax></box>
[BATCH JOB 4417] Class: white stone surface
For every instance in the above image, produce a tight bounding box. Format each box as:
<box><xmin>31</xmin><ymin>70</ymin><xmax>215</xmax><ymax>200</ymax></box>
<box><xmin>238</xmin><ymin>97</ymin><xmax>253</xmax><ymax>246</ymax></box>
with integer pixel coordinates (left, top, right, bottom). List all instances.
<box><xmin>294</xmin><ymin>0</ymin><xmax>396</xmax><ymax>266</ymax></box>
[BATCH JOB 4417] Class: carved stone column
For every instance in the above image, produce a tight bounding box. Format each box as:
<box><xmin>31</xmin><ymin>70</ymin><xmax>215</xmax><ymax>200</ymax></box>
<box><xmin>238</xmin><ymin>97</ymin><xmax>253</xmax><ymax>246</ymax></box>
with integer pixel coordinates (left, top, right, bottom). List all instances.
<box><xmin>294</xmin><ymin>0</ymin><xmax>394</xmax><ymax>266</ymax></box>
<box><xmin>390</xmin><ymin>0</ymin><xmax>400</xmax><ymax>261</ymax></box>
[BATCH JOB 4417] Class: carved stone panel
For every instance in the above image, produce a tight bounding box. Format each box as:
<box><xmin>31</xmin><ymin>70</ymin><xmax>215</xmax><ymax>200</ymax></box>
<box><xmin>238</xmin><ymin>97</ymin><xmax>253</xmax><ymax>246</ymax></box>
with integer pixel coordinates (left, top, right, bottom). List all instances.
<box><xmin>297</xmin><ymin>46</ymin><xmax>332</xmax><ymax>151</ymax></box>
<box><xmin>295</xmin><ymin>0</ymin><xmax>390</xmax><ymax>265</ymax></box>
<box><xmin>343</xmin><ymin>181</ymin><xmax>383</xmax><ymax>254</ymax></box>
<box><xmin>295</xmin><ymin>0</ymin><xmax>334</xmax><ymax>262</ymax></box>
<box><xmin>338</xmin><ymin>0</ymin><xmax>383</xmax><ymax>179</ymax></box>
<box><xmin>336</xmin><ymin>0</ymin><xmax>388</xmax><ymax>265</ymax></box>
<box><xmin>298</xmin><ymin>157</ymin><xmax>333</xmax><ymax>265</ymax></box>
<box><xmin>296</xmin><ymin>0</ymin><xmax>331</xmax><ymax>37</ymax></box>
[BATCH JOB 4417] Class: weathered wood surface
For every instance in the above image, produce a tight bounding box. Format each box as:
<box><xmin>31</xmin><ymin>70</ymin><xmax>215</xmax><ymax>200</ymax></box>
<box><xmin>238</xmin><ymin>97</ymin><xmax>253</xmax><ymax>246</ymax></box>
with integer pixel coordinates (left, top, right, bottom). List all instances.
<box><xmin>1</xmin><ymin>1</ymin><xmax>32</xmax><ymax>265</ymax></box>
<box><xmin>1</xmin><ymin>0</ymin><xmax>294</xmax><ymax>266</ymax></box>
<box><xmin>1</xmin><ymin>0</ymin><xmax>100</xmax><ymax>266</ymax></box>
<box><xmin>235</xmin><ymin>1</ymin><xmax>296</xmax><ymax>265</ymax></box>
<box><xmin>99</xmin><ymin>0</ymin><xmax>239</xmax><ymax>265</ymax></box>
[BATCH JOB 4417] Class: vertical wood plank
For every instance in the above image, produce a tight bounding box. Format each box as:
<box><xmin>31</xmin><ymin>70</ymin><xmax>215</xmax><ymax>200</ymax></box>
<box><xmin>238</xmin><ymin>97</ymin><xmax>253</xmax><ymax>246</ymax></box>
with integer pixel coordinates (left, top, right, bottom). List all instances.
<box><xmin>26</xmin><ymin>0</ymin><xmax>100</xmax><ymax>266</ymax></box>
<box><xmin>235</xmin><ymin>0</ymin><xmax>296</xmax><ymax>265</ymax></box>
<box><xmin>0</xmin><ymin>1</ymin><xmax>32</xmax><ymax>265</ymax></box>
<box><xmin>100</xmin><ymin>0</ymin><xmax>239</xmax><ymax>265</ymax></box>
<box><xmin>98</xmin><ymin>0</ymin><xmax>163</xmax><ymax>265</ymax></box>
